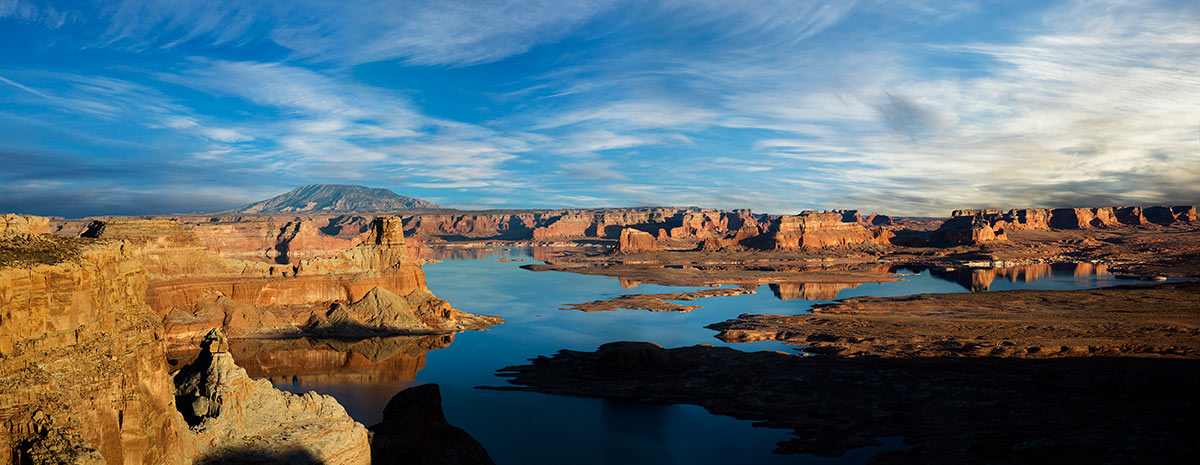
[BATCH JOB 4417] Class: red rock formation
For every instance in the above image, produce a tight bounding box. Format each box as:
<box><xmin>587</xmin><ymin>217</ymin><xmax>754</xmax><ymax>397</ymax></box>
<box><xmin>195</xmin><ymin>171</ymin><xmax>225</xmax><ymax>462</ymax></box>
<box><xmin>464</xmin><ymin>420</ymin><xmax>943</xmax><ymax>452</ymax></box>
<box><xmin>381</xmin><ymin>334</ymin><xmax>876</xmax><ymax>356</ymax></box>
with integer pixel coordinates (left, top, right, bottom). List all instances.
<box><xmin>403</xmin><ymin>213</ymin><xmax>541</xmax><ymax>240</ymax></box>
<box><xmin>931</xmin><ymin>213</ymin><xmax>1007</xmax><ymax>245</ymax></box>
<box><xmin>769</xmin><ymin>212</ymin><xmax>890</xmax><ymax>250</ymax></box>
<box><xmin>615</xmin><ymin>228</ymin><xmax>660</xmax><ymax>254</ymax></box>
<box><xmin>941</xmin><ymin>205</ymin><xmax>1197</xmax><ymax>235</ymax></box>
<box><xmin>864</xmin><ymin>213</ymin><xmax>894</xmax><ymax>226</ymax></box>
<box><xmin>82</xmin><ymin>217</ymin><xmax>490</xmax><ymax>342</ymax></box>
<box><xmin>1</xmin><ymin>231</ymin><xmax>195</xmax><ymax>464</ymax></box>
<box><xmin>0</xmin><ymin>214</ymin><xmax>49</xmax><ymax>236</ymax></box>
<box><xmin>1171</xmin><ymin>205</ymin><xmax>1198</xmax><ymax>222</ymax></box>
<box><xmin>1049</xmin><ymin>208</ymin><xmax>1120</xmax><ymax>229</ymax></box>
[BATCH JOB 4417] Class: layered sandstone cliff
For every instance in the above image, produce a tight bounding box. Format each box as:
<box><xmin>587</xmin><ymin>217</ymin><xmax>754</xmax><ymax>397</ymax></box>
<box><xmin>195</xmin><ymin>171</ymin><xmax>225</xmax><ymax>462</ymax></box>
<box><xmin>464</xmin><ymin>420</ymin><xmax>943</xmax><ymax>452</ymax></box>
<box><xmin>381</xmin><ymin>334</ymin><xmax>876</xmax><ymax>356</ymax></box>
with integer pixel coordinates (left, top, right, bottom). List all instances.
<box><xmin>615</xmin><ymin>228</ymin><xmax>659</xmax><ymax>254</ymax></box>
<box><xmin>82</xmin><ymin>217</ymin><xmax>498</xmax><ymax>347</ymax></box>
<box><xmin>0</xmin><ymin>214</ymin><xmax>49</xmax><ymax>236</ymax></box>
<box><xmin>934</xmin><ymin>205</ymin><xmax>1197</xmax><ymax>245</ymax></box>
<box><xmin>1</xmin><ymin>225</ymin><xmax>194</xmax><ymax>464</ymax></box>
<box><xmin>769</xmin><ymin>211</ymin><xmax>893</xmax><ymax>251</ymax></box>
<box><xmin>931</xmin><ymin>213</ymin><xmax>1008</xmax><ymax>245</ymax></box>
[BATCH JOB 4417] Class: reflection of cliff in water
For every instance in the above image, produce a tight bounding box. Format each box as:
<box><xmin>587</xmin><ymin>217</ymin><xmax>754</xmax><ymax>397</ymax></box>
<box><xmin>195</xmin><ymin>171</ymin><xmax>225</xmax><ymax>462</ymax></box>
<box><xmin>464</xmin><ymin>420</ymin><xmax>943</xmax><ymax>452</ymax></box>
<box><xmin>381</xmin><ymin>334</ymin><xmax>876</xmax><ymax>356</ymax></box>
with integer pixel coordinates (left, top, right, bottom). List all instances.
<box><xmin>423</xmin><ymin>246</ymin><xmax>592</xmax><ymax>262</ymax></box>
<box><xmin>768</xmin><ymin>282</ymin><xmax>862</xmax><ymax>301</ymax></box>
<box><xmin>169</xmin><ymin>334</ymin><xmax>453</xmax><ymax>385</ymax></box>
<box><xmin>904</xmin><ymin>263</ymin><xmax>1110</xmax><ymax>292</ymax></box>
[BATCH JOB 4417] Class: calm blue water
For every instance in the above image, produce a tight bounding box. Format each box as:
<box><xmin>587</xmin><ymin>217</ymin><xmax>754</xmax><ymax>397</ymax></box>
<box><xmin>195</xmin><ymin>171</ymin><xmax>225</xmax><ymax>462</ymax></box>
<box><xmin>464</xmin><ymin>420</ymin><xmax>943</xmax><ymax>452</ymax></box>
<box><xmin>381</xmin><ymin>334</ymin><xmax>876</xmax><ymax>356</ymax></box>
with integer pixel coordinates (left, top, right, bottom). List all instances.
<box><xmin>277</xmin><ymin>248</ymin><xmax>1156</xmax><ymax>464</ymax></box>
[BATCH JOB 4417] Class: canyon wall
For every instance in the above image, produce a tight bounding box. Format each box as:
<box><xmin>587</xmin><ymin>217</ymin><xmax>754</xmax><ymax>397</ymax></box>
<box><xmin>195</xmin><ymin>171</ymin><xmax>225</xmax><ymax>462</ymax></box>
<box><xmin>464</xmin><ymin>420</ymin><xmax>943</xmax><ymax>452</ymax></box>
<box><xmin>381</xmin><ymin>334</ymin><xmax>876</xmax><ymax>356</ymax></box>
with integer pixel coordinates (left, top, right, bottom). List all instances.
<box><xmin>51</xmin><ymin>207</ymin><xmax>911</xmax><ymax>257</ymax></box>
<box><xmin>0</xmin><ymin>226</ymin><xmax>194</xmax><ymax>464</ymax></box>
<box><xmin>1</xmin><ymin>218</ymin><xmax>467</xmax><ymax>464</ymax></box>
<box><xmin>79</xmin><ymin>217</ymin><xmax>491</xmax><ymax>350</ymax></box>
<box><xmin>935</xmin><ymin>205</ymin><xmax>1198</xmax><ymax>245</ymax></box>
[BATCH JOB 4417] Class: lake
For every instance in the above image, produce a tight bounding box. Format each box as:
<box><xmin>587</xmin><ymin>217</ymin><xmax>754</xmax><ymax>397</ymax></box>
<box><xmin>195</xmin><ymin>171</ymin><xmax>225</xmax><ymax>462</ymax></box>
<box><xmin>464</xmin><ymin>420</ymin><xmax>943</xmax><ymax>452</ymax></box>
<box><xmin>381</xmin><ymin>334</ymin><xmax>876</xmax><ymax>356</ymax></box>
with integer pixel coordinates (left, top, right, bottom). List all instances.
<box><xmin>275</xmin><ymin>248</ymin><xmax>1153</xmax><ymax>464</ymax></box>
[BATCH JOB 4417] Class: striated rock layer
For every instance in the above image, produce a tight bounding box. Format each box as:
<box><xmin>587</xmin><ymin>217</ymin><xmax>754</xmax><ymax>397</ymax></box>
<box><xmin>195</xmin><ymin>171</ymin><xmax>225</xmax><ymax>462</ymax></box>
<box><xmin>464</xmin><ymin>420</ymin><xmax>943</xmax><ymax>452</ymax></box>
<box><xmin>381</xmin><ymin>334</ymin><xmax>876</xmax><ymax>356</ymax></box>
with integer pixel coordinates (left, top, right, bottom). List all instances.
<box><xmin>80</xmin><ymin>216</ymin><xmax>499</xmax><ymax>346</ymax></box>
<box><xmin>769</xmin><ymin>211</ymin><xmax>893</xmax><ymax>251</ymax></box>
<box><xmin>0</xmin><ymin>227</ymin><xmax>194</xmax><ymax>464</ymax></box>
<box><xmin>615</xmin><ymin>228</ymin><xmax>659</xmax><ymax>254</ymax></box>
<box><xmin>935</xmin><ymin>205</ymin><xmax>1198</xmax><ymax>244</ymax></box>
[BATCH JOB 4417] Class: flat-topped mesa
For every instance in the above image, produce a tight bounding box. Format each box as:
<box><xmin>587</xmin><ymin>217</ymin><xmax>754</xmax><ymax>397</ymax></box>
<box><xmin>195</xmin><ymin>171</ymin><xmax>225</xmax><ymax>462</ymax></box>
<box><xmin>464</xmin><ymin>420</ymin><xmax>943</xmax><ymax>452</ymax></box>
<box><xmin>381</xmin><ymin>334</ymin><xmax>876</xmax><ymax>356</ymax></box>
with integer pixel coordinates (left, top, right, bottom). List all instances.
<box><xmin>0</xmin><ymin>214</ymin><xmax>49</xmax><ymax>236</ymax></box>
<box><xmin>82</xmin><ymin>219</ymin><xmax>233</xmax><ymax>277</ymax></box>
<box><xmin>614</xmin><ymin>228</ymin><xmax>659</xmax><ymax>254</ymax></box>
<box><xmin>528</xmin><ymin>208</ymin><xmax>726</xmax><ymax>242</ymax></box>
<box><xmin>403</xmin><ymin>213</ymin><xmax>541</xmax><ymax>240</ymax></box>
<box><xmin>174</xmin><ymin>328</ymin><xmax>371</xmax><ymax>464</ymax></box>
<box><xmin>193</xmin><ymin>218</ymin><xmax>362</xmax><ymax>264</ymax></box>
<box><xmin>769</xmin><ymin>211</ymin><xmax>893</xmax><ymax>251</ymax></box>
<box><xmin>936</xmin><ymin>205</ymin><xmax>1198</xmax><ymax>236</ymax></box>
<box><xmin>931</xmin><ymin>213</ymin><xmax>1008</xmax><ymax>245</ymax></box>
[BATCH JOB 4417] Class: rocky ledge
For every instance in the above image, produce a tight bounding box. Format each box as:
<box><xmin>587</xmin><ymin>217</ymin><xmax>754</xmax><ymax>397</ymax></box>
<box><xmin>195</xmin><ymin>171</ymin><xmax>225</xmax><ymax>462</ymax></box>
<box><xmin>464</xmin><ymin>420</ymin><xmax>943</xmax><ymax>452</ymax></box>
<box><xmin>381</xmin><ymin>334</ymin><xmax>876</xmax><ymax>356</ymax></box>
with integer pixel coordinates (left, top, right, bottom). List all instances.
<box><xmin>708</xmin><ymin>281</ymin><xmax>1200</xmax><ymax>358</ymax></box>
<box><xmin>176</xmin><ymin>329</ymin><xmax>371</xmax><ymax>464</ymax></box>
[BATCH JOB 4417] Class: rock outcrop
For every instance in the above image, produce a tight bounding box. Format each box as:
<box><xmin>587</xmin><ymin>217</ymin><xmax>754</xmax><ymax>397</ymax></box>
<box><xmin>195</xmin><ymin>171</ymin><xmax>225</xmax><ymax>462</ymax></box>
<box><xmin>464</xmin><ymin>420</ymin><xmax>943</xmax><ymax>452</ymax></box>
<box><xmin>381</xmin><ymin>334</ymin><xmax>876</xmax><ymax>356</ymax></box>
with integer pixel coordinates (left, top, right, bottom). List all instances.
<box><xmin>614</xmin><ymin>228</ymin><xmax>659</xmax><ymax>254</ymax></box>
<box><xmin>305</xmin><ymin>287</ymin><xmax>502</xmax><ymax>336</ymax></box>
<box><xmin>0</xmin><ymin>214</ymin><xmax>49</xmax><ymax>236</ymax></box>
<box><xmin>175</xmin><ymin>329</ymin><xmax>371</xmax><ymax>464</ymax></box>
<box><xmin>936</xmin><ymin>205</ymin><xmax>1198</xmax><ymax>239</ymax></box>
<box><xmin>769</xmin><ymin>211</ymin><xmax>892</xmax><ymax>251</ymax></box>
<box><xmin>369</xmin><ymin>384</ymin><xmax>494</xmax><ymax>465</ymax></box>
<box><xmin>931</xmin><ymin>213</ymin><xmax>1008</xmax><ymax>245</ymax></box>
<box><xmin>490</xmin><ymin>341</ymin><xmax>1199</xmax><ymax>463</ymax></box>
<box><xmin>82</xmin><ymin>216</ymin><xmax>497</xmax><ymax>344</ymax></box>
<box><xmin>1</xmin><ymin>226</ymin><xmax>195</xmax><ymax>464</ymax></box>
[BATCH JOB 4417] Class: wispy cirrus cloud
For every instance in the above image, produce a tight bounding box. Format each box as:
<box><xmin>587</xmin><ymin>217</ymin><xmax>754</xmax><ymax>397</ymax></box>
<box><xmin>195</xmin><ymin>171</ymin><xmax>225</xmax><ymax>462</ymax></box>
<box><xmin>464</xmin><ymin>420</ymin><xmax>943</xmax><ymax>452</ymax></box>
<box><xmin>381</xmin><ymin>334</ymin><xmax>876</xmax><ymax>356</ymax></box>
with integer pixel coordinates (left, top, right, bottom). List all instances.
<box><xmin>0</xmin><ymin>0</ymin><xmax>1195</xmax><ymax>217</ymax></box>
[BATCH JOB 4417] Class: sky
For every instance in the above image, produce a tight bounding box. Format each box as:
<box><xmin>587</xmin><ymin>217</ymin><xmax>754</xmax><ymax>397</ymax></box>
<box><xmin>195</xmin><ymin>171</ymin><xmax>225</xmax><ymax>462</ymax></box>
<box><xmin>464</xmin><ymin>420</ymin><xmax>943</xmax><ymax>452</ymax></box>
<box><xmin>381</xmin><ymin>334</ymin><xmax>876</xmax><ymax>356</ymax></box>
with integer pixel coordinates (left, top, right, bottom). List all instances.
<box><xmin>1</xmin><ymin>0</ymin><xmax>1197</xmax><ymax>218</ymax></box>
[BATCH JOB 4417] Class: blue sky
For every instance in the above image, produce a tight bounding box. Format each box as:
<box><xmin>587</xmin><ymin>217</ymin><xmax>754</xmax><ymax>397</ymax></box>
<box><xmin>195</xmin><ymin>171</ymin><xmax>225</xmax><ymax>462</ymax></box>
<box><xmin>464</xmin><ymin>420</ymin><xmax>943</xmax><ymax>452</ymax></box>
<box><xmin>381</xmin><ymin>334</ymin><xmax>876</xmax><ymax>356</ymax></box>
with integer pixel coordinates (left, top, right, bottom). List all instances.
<box><xmin>1</xmin><ymin>0</ymin><xmax>1197</xmax><ymax>217</ymax></box>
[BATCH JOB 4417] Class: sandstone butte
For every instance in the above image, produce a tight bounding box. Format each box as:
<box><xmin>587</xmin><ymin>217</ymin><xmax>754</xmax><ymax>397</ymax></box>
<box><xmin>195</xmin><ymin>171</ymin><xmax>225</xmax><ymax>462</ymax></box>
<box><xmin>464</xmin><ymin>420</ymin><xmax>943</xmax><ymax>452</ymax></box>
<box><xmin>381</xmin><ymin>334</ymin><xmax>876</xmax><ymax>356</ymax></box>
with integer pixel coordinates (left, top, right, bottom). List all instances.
<box><xmin>0</xmin><ymin>215</ymin><xmax>494</xmax><ymax>464</ymax></box>
<box><xmin>615</xmin><ymin>228</ymin><xmax>659</xmax><ymax>254</ymax></box>
<box><xmin>932</xmin><ymin>205</ymin><xmax>1199</xmax><ymax>245</ymax></box>
<box><xmin>769</xmin><ymin>211</ymin><xmax>894</xmax><ymax>251</ymax></box>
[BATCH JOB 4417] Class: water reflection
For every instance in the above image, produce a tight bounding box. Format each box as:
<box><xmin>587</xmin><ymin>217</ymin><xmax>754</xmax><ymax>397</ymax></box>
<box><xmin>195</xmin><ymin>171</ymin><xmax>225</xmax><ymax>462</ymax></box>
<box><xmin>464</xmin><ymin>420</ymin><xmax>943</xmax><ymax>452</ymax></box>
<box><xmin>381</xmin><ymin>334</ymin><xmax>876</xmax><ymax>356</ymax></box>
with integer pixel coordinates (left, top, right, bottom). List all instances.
<box><xmin>169</xmin><ymin>334</ymin><xmax>452</xmax><ymax>385</ymax></box>
<box><xmin>424</xmin><ymin>246</ymin><xmax>598</xmax><ymax>262</ymax></box>
<box><xmin>769</xmin><ymin>282</ymin><xmax>862</xmax><ymax>301</ymax></box>
<box><xmin>907</xmin><ymin>263</ymin><xmax>1110</xmax><ymax>292</ymax></box>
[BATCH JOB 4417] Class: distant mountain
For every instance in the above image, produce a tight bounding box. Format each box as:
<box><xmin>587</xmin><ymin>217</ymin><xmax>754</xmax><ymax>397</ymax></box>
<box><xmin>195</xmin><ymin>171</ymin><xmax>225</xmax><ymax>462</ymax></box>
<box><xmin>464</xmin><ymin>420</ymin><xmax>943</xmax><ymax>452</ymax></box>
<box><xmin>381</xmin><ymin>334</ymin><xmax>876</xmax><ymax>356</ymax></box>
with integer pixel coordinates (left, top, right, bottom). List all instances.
<box><xmin>229</xmin><ymin>184</ymin><xmax>440</xmax><ymax>213</ymax></box>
